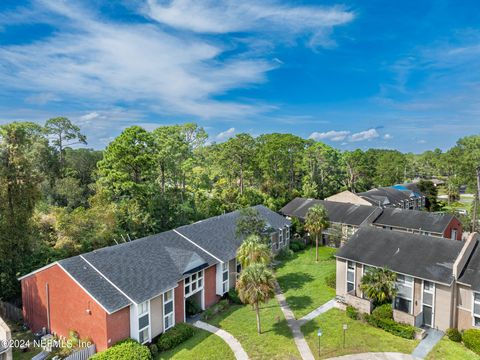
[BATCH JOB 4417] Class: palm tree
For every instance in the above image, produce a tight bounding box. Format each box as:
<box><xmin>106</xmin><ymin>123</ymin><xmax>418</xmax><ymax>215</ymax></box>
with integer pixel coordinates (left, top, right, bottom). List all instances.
<box><xmin>360</xmin><ymin>267</ymin><xmax>397</xmax><ymax>306</ymax></box>
<box><xmin>446</xmin><ymin>179</ymin><xmax>459</xmax><ymax>205</ymax></box>
<box><xmin>236</xmin><ymin>264</ymin><xmax>276</xmax><ymax>334</ymax></box>
<box><xmin>304</xmin><ymin>204</ymin><xmax>329</xmax><ymax>262</ymax></box>
<box><xmin>237</xmin><ymin>234</ymin><xmax>271</xmax><ymax>268</ymax></box>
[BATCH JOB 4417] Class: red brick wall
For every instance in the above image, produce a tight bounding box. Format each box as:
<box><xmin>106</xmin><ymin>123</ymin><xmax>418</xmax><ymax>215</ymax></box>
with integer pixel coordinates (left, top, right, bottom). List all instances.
<box><xmin>174</xmin><ymin>280</ymin><xmax>185</xmax><ymax>324</ymax></box>
<box><xmin>21</xmin><ymin>264</ymin><xmax>129</xmax><ymax>351</ymax></box>
<box><xmin>204</xmin><ymin>265</ymin><xmax>220</xmax><ymax>308</ymax></box>
<box><xmin>444</xmin><ymin>217</ymin><xmax>463</xmax><ymax>240</ymax></box>
<box><xmin>105</xmin><ymin>307</ymin><xmax>130</xmax><ymax>349</ymax></box>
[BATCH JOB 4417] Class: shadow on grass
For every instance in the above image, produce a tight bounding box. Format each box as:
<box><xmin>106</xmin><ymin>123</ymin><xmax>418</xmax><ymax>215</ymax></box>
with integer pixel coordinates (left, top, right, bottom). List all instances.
<box><xmin>284</xmin><ymin>295</ymin><xmax>313</xmax><ymax>312</ymax></box>
<box><xmin>276</xmin><ymin>272</ymin><xmax>314</xmax><ymax>292</ymax></box>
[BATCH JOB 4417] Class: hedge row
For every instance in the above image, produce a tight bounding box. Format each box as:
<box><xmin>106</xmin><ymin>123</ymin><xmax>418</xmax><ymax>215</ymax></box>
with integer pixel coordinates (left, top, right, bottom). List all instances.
<box><xmin>90</xmin><ymin>340</ymin><xmax>152</xmax><ymax>360</ymax></box>
<box><xmin>157</xmin><ymin>323</ymin><xmax>195</xmax><ymax>351</ymax></box>
<box><xmin>364</xmin><ymin>313</ymin><xmax>416</xmax><ymax>339</ymax></box>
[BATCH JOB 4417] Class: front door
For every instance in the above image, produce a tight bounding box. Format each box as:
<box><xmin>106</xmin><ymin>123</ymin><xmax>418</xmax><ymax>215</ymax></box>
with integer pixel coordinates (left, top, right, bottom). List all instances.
<box><xmin>422</xmin><ymin>281</ymin><xmax>435</xmax><ymax>328</ymax></box>
<box><xmin>422</xmin><ymin>304</ymin><xmax>433</xmax><ymax>327</ymax></box>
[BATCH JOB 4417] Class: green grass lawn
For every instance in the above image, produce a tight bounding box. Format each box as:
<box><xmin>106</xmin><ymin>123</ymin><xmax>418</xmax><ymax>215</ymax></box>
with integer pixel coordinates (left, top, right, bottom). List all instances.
<box><xmin>206</xmin><ymin>301</ymin><xmax>301</xmax><ymax>360</ymax></box>
<box><xmin>426</xmin><ymin>337</ymin><xmax>479</xmax><ymax>360</ymax></box>
<box><xmin>275</xmin><ymin>246</ymin><xmax>336</xmax><ymax>318</ymax></box>
<box><xmin>301</xmin><ymin>309</ymin><xmax>419</xmax><ymax>359</ymax></box>
<box><xmin>156</xmin><ymin>328</ymin><xmax>235</xmax><ymax>360</ymax></box>
<box><xmin>7</xmin><ymin>321</ymin><xmax>42</xmax><ymax>360</ymax></box>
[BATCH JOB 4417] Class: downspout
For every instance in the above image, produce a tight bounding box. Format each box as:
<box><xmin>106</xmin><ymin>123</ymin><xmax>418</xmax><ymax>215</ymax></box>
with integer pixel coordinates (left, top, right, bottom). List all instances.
<box><xmin>46</xmin><ymin>283</ymin><xmax>51</xmax><ymax>334</ymax></box>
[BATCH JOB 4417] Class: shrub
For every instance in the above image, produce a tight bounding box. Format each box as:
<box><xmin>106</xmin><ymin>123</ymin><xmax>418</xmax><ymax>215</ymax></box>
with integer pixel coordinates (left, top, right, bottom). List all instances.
<box><xmin>186</xmin><ymin>298</ymin><xmax>201</xmax><ymax>316</ymax></box>
<box><xmin>463</xmin><ymin>329</ymin><xmax>480</xmax><ymax>354</ymax></box>
<box><xmin>201</xmin><ymin>299</ymin><xmax>230</xmax><ymax>320</ymax></box>
<box><xmin>276</xmin><ymin>247</ymin><xmax>294</xmax><ymax>260</ymax></box>
<box><xmin>91</xmin><ymin>339</ymin><xmax>152</xmax><ymax>360</ymax></box>
<box><xmin>446</xmin><ymin>328</ymin><xmax>462</xmax><ymax>342</ymax></box>
<box><xmin>228</xmin><ymin>288</ymin><xmax>242</xmax><ymax>305</ymax></box>
<box><xmin>289</xmin><ymin>240</ymin><xmax>306</xmax><ymax>252</ymax></box>
<box><xmin>364</xmin><ymin>314</ymin><xmax>416</xmax><ymax>339</ymax></box>
<box><xmin>157</xmin><ymin>323</ymin><xmax>195</xmax><ymax>352</ymax></box>
<box><xmin>372</xmin><ymin>303</ymin><xmax>393</xmax><ymax>320</ymax></box>
<box><xmin>325</xmin><ymin>272</ymin><xmax>336</xmax><ymax>289</ymax></box>
<box><xmin>149</xmin><ymin>344</ymin><xmax>158</xmax><ymax>356</ymax></box>
<box><xmin>346</xmin><ymin>305</ymin><xmax>358</xmax><ymax>320</ymax></box>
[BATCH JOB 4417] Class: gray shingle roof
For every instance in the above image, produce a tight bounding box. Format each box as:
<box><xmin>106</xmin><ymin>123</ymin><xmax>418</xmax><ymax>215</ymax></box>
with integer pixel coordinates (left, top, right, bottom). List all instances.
<box><xmin>359</xmin><ymin>187</ymin><xmax>411</xmax><ymax>207</ymax></box>
<box><xmin>280</xmin><ymin>198</ymin><xmax>380</xmax><ymax>226</ymax></box>
<box><xmin>54</xmin><ymin>205</ymin><xmax>289</xmax><ymax>310</ymax></box>
<box><xmin>373</xmin><ymin>207</ymin><xmax>454</xmax><ymax>234</ymax></box>
<box><xmin>458</xmin><ymin>242</ymin><xmax>480</xmax><ymax>291</ymax></box>
<box><xmin>336</xmin><ymin>227</ymin><xmax>464</xmax><ymax>284</ymax></box>
<box><xmin>177</xmin><ymin>205</ymin><xmax>290</xmax><ymax>262</ymax></box>
<box><xmin>59</xmin><ymin>257</ymin><xmax>131</xmax><ymax>313</ymax></box>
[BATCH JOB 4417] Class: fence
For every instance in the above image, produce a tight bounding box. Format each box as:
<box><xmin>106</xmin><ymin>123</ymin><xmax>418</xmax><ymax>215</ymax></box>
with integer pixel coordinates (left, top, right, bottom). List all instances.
<box><xmin>64</xmin><ymin>344</ymin><xmax>96</xmax><ymax>360</ymax></box>
<box><xmin>0</xmin><ymin>301</ymin><xmax>22</xmax><ymax>323</ymax></box>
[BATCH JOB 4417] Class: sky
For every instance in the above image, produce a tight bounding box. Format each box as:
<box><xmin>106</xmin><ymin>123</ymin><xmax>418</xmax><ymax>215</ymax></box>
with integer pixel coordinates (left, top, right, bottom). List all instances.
<box><xmin>1</xmin><ymin>0</ymin><xmax>480</xmax><ymax>152</ymax></box>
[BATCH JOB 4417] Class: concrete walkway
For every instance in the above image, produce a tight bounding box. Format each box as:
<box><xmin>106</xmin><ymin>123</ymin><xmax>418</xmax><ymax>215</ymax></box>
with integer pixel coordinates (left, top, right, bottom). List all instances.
<box><xmin>326</xmin><ymin>352</ymin><xmax>419</xmax><ymax>359</ymax></box>
<box><xmin>298</xmin><ymin>299</ymin><xmax>336</xmax><ymax>326</ymax></box>
<box><xmin>192</xmin><ymin>320</ymin><xmax>249</xmax><ymax>360</ymax></box>
<box><xmin>275</xmin><ymin>283</ymin><xmax>315</xmax><ymax>360</ymax></box>
<box><xmin>411</xmin><ymin>328</ymin><xmax>444</xmax><ymax>359</ymax></box>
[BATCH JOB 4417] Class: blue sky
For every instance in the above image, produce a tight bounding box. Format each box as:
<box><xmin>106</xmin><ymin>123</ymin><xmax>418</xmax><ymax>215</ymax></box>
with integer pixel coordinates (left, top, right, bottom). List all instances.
<box><xmin>1</xmin><ymin>0</ymin><xmax>480</xmax><ymax>152</ymax></box>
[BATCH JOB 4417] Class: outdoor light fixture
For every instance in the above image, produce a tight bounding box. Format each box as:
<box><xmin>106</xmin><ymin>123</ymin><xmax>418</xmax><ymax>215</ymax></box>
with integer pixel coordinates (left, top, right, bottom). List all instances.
<box><xmin>317</xmin><ymin>328</ymin><xmax>322</xmax><ymax>357</ymax></box>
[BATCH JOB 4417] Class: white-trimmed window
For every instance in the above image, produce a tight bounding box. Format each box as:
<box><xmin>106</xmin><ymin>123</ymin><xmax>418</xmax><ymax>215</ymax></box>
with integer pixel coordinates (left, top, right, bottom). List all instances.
<box><xmin>286</xmin><ymin>226</ymin><xmax>290</xmax><ymax>240</ymax></box>
<box><xmin>394</xmin><ymin>274</ymin><xmax>413</xmax><ymax>314</ymax></box>
<box><xmin>346</xmin><ymin>261</ymin><xmax>355</xmax><ymax>293</ymax></box>
<box><xmin>279</xmin><ymin>230</ymin><xmax>284</xmax><ymax>246</ymax></box>
<box><xmin>222</xmin><ymin>262</ymin><xmax>229</xmax><ymax>294</ymax></box>
<box><xmin>473</xmin><ymin>292</ymin><xmax>480</xmax><ymax>327</ymax></box>
<box><xmin>138</xmin><ymin>301</ymin><xmax>150</xmax><ymax>344</ymax></box>
<box><xmin>184</xmin><ymin>270</ymin><xmax>204</xmax><ymax>297</ymax></box>
<box><xmin>163</xmin><ymin>289</ymin><xmax>174</xmax><ymax>331</ymax></box>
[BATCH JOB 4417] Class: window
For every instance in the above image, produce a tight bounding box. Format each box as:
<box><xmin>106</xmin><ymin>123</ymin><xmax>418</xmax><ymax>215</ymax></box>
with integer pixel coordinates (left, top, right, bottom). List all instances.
<box><xmin>451</xmin><ymin>229</ymin><xmax>458</xmax><ymax>240</ymax></box>
<box><xmin>346</xmin><ymin>261</ymin><xmax>355</xmax><ymax>293</ymax></box>
<box><xmin>138</xmin><ymin>301</ymin><xmax>150</xmax><ymax>344</ymax></box>
<box><xmin>394</xmin><ymin>274</ymin><xmax>413</xmax><ymax>314</ymax></box>
<box><xmin>422</xmin><ymin>281</ymin><xmax>435</xmax><ymax>327</ymax></box>
<box><xmin>236</xmin><ymin>259</ymin><xmax>242</xmax><ymax>279</ymax></box>
<box><xmin>474</xmin><ymin>293</ymin><xmax>480</xmax><ymax>327</ymax></box>
<box><xmin>184</xmin><ymin>270</ymin><xmax>204</xmax><ymax>297</ymax></box>
<box><xmin>286</xmin><ymin>226</ymin><xmax>290</xmax><ymax>241</ymax></box>
<box><xmin>279</xmin><ymin>230</ymin><xmax>284</xmax><ymax>246</ymax></box>
<box><xmin>222</xmin><ymin>262</ymin><xmax>229</xmax><ymax>294</ymax></box>
<box><xmin>163</xmin><ymin>289</ymin><xmax>174</xmax><ymax>331</ymax></box>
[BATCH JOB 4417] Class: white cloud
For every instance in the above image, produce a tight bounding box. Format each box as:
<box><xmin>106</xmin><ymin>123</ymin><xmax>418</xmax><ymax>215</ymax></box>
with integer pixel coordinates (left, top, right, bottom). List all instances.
<box><xmin>383</xmin><ymin>133</ymin><xmax>392</xmax><ymax>140</ymax></box>
<box><xmin>309</xmin><ymin>130</ymin><xmax>350</xmax><ymax>141</ymax></box>
<box><xmin>215</xmin><ymin>127</ymin><xmax>236</xmax><ymax>142</ymax></box>
<box><xmin>349</xmin><ymin>129</ymin><xmax>379</xmax><ymax>142</ymax></box>
<box><xmin>417</xmin><ymin>139</ymin><xmax>427</xmax><ymax>144</ymax></box>
<box><xmin>80</xmin><ymin>112</ymin><xmax>100</xmax><ymax>121</ymax></box>
<box><xmin>145</xmin><ymin>0</ymin><xmax>354</xmax><ymax>38</ymax></box>
<box><xmin>0</xmin><ymin>0</ymin><xmax>354</xmax><ymax>121</ymax></box>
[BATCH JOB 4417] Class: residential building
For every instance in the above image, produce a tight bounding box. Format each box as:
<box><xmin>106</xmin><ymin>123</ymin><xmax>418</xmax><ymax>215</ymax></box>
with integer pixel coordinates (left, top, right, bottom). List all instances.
<box><xmin>358</xmin><ymin>187</ymin><xmax>425</xmax><ymax>210</ymax></box>
<box><xmin>20</xmin><ymin>205</ymin><xmax>290</xmax><ymax>351</ymax></box>
<box><xmin>0</xmin><ymin>316</ymin><xmax>12</xmax><ymax>360</ymax></box>
<box><xmin>279</xmin><ymin>197</ymin><xmax>381</xmax><ymax>245</ymax></box>
<box><xmin>280</xmin><ymin>197</ymin><xmax>462</xmax><ymax>245</ymax></box>
<box><xmin>335</xmin><ymin>226</ymin><xmax>479</xmax><ymax>331</ymax></box>
<box><xmin>325</xmin><ymin>190</ymin><xmax>373</xmax><ymax>206</ymax></box>
<box><xmin>372</xmin><ymin>207</ymin><xmax>462</xmax><ymax>240</ymax></box>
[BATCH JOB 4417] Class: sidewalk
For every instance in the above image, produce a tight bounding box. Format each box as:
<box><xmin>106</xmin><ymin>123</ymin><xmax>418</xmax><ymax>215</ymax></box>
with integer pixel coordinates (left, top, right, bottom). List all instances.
<box><xmin>191</xmin><ymin>320</ymin><xmax>250</xmax><ymax>360</ymax></box>
<box><xmin>411</xmin><ymin>328</ymin><xmax>443</xmax><ymax>359</ymax></box>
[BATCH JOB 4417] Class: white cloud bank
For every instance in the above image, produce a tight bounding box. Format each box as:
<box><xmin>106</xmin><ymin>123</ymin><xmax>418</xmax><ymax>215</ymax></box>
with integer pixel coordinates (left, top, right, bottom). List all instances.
<box><xmin>215</xmin><ymin>127</ymin><xmax>236</xmax><ymax>142</ymax></box>
<box><xmin>309</xmin><ymin>128</ymin><xmax>380</xmax><ymax>142</ymax></box>
<box><xmin>0</xmin><ymin>0</ymin><xmax>354</xmax><ymax>120</ymax></box>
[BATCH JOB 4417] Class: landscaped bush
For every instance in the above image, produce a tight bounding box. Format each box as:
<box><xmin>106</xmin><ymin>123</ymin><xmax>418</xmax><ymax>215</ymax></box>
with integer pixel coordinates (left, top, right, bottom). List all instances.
<box><xmin>276</xmin><ymin>247</ymin><xmax>294</xmax><ymax>260</ymax></box>
<box><xmin>325</xmin><ymin>272</ymin><xmax>336</xmax><ymax>289</ymax></box>
<box><xmin>91</xmin><ymin>339</ymin><xmax>152</xmax><ymax>360</ymax></box>
<box><xmin>289</xmin><ymin>240</ymin><xmax>306</xmax><ymax>252</ymax></box>
<box><xmin>228</xmin><ymin>288</ymin><xmax>242</xmax><ymax>305</ymax></box>
<box><xmin>372</xmin><ymin>303</ymin><xmax>393</xmax><ymax>320</ymax></box>
<box><xmin>463</xmin><ymin>329</ymin><xmax>480</xmax><ymax>354</ymax></box>
<box><xmin>186</xmin><ymin>297</ymin><xmax>201</xmax><ymax>316</ymax></box>
<box><xmin>364</xmin><ymin>314</ymin><xmax>416</xmax><ymax>339</ymax></box>
<box><xmin>201</xmin><ymin>299</ymin><xmax>230</xmax><ymax>320</ymax></box>
<box><xmin>446</xmin><ymin>328</ymin><xmax>462</xmax><ymax>342</ymax></box>
<box><xmin>149</xmin><ymin>344</ymin><xmax>158</xmax><ymax>356</ymax></box>
<box><xmin>346</xmin><ymin>305</ymin><xmax>358</xmax><ymax>320</ymax></box>
<box><xmin>157</xmin><ymin>323</ymin><xmax>195</xmax><ymax>352</ymax></box>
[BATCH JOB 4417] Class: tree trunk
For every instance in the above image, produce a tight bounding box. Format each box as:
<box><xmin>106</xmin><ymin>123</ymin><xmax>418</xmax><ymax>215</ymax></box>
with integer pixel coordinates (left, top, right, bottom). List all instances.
<box><xmin>255</xmin><ymin>302</ymin><xmax>261</xmax><ymax>334</ymax></box>
<box><xmin>315</xmin><ymin>233</ymin><xmax>319</xmax><ymax>262</ymax></box>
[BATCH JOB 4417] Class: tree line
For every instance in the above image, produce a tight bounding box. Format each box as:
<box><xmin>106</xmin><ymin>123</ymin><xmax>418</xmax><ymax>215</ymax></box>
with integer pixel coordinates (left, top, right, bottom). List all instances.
<box><xmin>0</xmin><ymin>118</ymin><xmax>479</xmax><ymax>302</ymax></box>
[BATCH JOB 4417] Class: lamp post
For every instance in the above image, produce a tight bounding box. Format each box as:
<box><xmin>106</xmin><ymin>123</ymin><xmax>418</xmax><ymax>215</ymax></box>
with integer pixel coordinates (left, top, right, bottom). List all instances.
<box><xmin>317</xmin><ymin>328</ymin><xmax>322</xmax><ymax>357</ymax></box>
<box><xmin>343</xmin><ymin>324</ymin><xmax>348</xmax><ymax>348</ymax></box>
